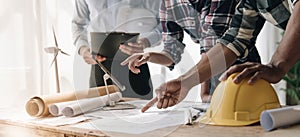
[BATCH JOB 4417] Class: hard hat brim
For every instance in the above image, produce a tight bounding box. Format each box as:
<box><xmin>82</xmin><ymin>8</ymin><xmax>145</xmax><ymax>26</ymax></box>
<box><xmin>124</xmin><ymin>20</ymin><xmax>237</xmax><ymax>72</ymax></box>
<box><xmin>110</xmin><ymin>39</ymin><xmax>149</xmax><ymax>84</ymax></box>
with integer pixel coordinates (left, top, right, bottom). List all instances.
<box><xmin>199</xmin><ymin>115</ymin><xmax>259</xmax><ymax>126</ymax></box>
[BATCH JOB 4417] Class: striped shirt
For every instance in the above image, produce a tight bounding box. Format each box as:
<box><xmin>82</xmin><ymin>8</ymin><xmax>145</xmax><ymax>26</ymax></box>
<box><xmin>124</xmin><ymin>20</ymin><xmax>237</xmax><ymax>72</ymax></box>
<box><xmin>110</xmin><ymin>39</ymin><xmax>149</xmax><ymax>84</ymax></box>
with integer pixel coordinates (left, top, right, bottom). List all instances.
<box><xmin>161</xmin><ymin>0</ymin><xmax>239</xmax><ymax>64</ymax></box>
<box><xmin>218</xmin><ymin>0</ymin><xmax>296</xmax><ymax>59</ymax></box>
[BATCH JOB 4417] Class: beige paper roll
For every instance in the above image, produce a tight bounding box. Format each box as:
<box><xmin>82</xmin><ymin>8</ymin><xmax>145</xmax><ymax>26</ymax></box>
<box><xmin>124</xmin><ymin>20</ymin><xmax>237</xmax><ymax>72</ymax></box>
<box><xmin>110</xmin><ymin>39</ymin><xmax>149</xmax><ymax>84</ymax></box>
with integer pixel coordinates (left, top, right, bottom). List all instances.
<box><xmin>25</xmin><ymin>85</ymin><xmax>119</xmax><ymax>117</ymax></box>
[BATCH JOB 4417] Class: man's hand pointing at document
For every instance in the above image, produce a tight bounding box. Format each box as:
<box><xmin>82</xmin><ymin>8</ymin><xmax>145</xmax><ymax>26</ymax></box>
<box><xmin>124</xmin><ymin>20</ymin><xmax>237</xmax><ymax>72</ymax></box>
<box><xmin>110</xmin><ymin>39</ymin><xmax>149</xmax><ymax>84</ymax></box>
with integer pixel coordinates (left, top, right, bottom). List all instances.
<box><xmin>141</xmin><ymin>78</ymin><xmax>190</xmax><ymax>113</ymax></box>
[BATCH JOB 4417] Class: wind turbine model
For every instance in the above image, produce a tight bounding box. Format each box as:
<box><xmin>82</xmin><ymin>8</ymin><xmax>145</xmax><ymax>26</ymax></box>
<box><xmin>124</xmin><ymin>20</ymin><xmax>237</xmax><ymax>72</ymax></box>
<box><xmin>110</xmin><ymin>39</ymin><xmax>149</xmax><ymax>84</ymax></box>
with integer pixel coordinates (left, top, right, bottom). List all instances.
<box><xmin>44</xmin><ymin>27</ymin><xmax>70</xmax><ymax>93</ymax></box>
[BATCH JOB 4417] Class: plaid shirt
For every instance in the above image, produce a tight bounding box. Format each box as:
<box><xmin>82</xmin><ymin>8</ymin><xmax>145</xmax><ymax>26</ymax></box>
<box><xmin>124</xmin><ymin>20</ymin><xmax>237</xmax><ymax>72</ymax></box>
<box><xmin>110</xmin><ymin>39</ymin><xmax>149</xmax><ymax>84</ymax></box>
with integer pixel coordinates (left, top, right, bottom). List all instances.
<box><xmin>161</xmin><ymin>0</ymin><xmax>239</xmax><ymax>64</ymax></box>
<box><xmin>218</xmin><ymin>0</ymin><xmax>296</xmax><ymax>59</ymax></box>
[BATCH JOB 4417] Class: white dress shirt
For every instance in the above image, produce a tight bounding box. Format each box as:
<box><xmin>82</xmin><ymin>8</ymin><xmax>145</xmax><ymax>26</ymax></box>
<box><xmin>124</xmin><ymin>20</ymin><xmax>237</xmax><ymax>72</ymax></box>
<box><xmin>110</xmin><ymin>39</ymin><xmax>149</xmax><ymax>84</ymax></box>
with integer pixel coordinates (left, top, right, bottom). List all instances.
<box><xmin>72</xmin><ymin>0</ymin><xmax>162</xmax><ymax>52</ymax></box>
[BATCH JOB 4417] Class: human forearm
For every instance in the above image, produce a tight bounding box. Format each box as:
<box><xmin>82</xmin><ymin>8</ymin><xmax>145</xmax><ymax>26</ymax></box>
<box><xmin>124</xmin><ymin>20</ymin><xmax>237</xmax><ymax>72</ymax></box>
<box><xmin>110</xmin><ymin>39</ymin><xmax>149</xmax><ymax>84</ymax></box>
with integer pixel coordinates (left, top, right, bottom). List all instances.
<box><xmin>78</xmin><ymin>45</ymin><xmax>90</xmax><ymax>56</ymax></box>
<box><xmin>121</xmin><ymin>51</ymin><xmax>174</xmax><ymax>74</ymax></box>
<box><xmin>178</xmin><ymin>44</ymin><xmax>238</xmax><ymax>88</ymax></box>
<box><xmin>72</xmin><ymin>21</ymin><xmax>89</xmax><ymax>54</ymax></box>
<box><xmin>146</xmin><ymin>52</ymin><xmax>174</xmax><ymax>66</ymax></box>
<box><xmin>218</xmin><ymin>2</ymin><xmax>300</xmax><ymax>84</ymax></box>
<box><xmin>140</xmin><ymin>25</ymin><xmax>162</xmax><ymax>47</ymax></box>
<box><xmin>72</xmin><ymin>0</ymin><xmax>90</xmax><ymax>54</ymax></box>
<box><xmin>269</xmin><ymin>2</ymin><xmax>300</xmax><ymax>77</ymax></box>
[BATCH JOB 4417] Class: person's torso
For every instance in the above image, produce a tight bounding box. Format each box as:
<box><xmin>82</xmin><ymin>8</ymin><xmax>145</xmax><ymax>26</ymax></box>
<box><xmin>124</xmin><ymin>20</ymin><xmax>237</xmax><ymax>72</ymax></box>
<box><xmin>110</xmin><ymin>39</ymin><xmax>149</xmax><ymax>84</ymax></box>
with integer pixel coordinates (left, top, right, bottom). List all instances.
<box><xmin>85</xmin><ymin>0</ymin><xmax>160</xmax><ymax>33</ymax></box>
<box><xmin>254</xmin><ymin>0</ymin><xmax>291</xmax><ymax>30</ymax></box>
<box><xmin>163</xmin><ymin>0</ymin><xmax>239</xmax><ymax>44</ymax></box>
<box><xmin>163</xmin><ymin>0</ymin><xmax>199</xmax><ymax>42</ymax></box>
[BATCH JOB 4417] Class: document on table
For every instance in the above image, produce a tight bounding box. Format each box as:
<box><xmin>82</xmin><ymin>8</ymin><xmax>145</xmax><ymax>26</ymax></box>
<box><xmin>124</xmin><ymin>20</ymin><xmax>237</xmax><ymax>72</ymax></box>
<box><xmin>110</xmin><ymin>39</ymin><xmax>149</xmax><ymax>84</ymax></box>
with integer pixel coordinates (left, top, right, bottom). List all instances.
<box><xmin>27</xmin><ymin>116</ymin><xmax>93</xmax><ymax>126</ymax></box>
<box><xmin>71</xmin><ymin>100</ymin><xmax>203</xmax><ymax>134</ymax></box>
<box><xmin>0</xmin><ymin>107</ymin><xmax>92</xmax><ymax>127</ymax></box>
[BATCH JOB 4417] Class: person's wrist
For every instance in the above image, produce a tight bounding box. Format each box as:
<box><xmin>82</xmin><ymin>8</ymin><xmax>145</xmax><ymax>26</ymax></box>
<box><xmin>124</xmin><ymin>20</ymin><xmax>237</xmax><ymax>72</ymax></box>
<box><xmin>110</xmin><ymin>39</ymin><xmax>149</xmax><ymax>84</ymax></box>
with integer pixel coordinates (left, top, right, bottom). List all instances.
<box><xmin>79</xmin><ymin>45</ymin><xmax>90</xmax><ymax>56</ymax></box>
<box><xmin>176</xmin><ymin>75</ymin><xmax>195</xmax><ymax>91</ymax></box>
<box><xmin>142</xmin><ymin>52</ymin><xmax>151</xmax><ymax>62</ymax></box>
<box><xmin>269</xmin><ymin>61</ymin><xmax>288</xmax><ymax>79</ymax></box>
<box><xmin>138</xmin><ymin>38</ymin><xmax>151</xmax><ymax>49</ymax></box>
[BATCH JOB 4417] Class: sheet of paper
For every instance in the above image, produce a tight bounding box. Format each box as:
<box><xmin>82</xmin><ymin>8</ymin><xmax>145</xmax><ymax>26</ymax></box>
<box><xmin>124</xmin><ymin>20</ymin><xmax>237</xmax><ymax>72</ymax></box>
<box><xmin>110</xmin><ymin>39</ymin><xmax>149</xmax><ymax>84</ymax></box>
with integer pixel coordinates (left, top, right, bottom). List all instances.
<box><xmin>0</xmin><ymin>107</ymin><xmax>92</xmax><ymax>126</ymax></box>
<box><xmin>72</xmin><ymin>109</ymin><xmax>189</xmax><ymax>134</ymax></box>
<box><xmin>0</xmin><ymin>107</ymin><xmax>32</xmax><ymax>121</ymax></box>
<box><xmin>27</xmin><ymin>116</ymin><xmax>92</xmax><ymax>126</ymax></box>
<box><xmin>260</xmin><ymin>105</ymin><xmax>300</xmax><ymax>131</ymax></box>
<box><xmin>72</xmin><ymin>100</ymin><xmax>203</xmax><ymax>134</ymax></box>
<box><xmin>1</xmin><ymin>100</ymin><xmax>203</xmax><ymax>131</ymax></box>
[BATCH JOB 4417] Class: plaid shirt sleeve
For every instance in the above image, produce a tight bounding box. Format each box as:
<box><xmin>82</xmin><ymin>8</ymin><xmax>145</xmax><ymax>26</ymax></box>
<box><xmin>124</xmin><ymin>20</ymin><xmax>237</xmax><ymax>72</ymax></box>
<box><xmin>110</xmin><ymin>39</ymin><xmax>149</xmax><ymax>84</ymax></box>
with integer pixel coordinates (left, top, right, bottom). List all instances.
<box><xmin>161</xmin><ymin>0</ymin><xmax>186</xmax><ymax>64</ymax></box>
<box><xmin>161</xmin><ymin>0</ymin><xmax>238</xmax><ymax>63</ymax></box>
<box><xmin>199</xmin><ymin>0</ymin><xmax>237</xmax><ymax>53</ymax></box>
<box><xmin>218</xmin><ymin>0</ymin><xmax>291</xmax><ymax>59</ymax></box>
<box><xmin>217</xmin><ymin>0</ymin><xmax>265</xmax><ymax>58</ymax></box>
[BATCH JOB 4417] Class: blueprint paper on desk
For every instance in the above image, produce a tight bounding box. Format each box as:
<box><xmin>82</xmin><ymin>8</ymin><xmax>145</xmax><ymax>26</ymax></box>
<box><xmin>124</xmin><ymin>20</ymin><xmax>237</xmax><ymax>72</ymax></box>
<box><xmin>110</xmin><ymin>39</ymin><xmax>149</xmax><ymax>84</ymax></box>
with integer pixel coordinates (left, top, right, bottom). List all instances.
<box><xmin>28</xmin><ymin>116</ymin><xmax>92</xmax><ymax>126</ymax></box>
<box><xmin>260</xmin><ymin>105</ymin><xmax>300</xmax><ymax>131</ymax></box>
<box><xmin>84</xmin><ymin>100</ymin><xmax>148</xmax><ymax>118</ymax></box>
<box><xmin>0</xmin><ymin>107</ymin><xmax>92</xmax><ymax>127</ymax></box>
<box><xmin>72</xmin><ymin>100</ymin><xmax>202</xmax><ymax>134</ymax></box>
<box><xmin>84</xmin><ymin>100</ymin><xmax>201</xmax><ymax>119</ymax></box>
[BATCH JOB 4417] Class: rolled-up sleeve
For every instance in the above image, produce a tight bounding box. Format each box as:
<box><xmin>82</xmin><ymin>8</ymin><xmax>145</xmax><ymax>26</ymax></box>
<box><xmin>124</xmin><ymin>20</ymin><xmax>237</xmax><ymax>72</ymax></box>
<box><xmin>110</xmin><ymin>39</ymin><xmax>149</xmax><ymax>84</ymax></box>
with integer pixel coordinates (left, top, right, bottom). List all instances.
<box><xmin>72</xmin><ymin>0</ymin><xmax>90</xmax><ymax>54</ymax></box>
<box><xmin>293</xmin><ymin>0</ymin><xmax>299</xmax><ymax>9</ymax></box>
<box><xmin>160</xmin><ymin>0</ymin><xmax>186</xmax><ymax>64</ymax></box>
<box><xmin>217</xmin><ymin>0</ymin><xmax>266</xmax><ymax>59</ymax></box>
<box><xmin>143</xmin><ymin>26</ymin><xmax>162</xmax><ymax>47</ymax></box>
<box><xmin>218</xmin><ymin>0</ymin><xmax>293</xmax><ymax>59</ymax></box>
<box><xmin>293</xmin><ymin>0</ymin><xmax>299</xmax><ymax>5</ymax></box>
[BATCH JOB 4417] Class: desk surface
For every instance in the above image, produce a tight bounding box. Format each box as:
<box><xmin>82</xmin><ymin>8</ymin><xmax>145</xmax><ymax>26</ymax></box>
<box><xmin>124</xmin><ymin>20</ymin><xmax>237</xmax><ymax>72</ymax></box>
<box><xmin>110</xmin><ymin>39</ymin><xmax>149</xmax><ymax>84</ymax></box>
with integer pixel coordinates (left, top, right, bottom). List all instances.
<box><xmin>1</xmin><ymin>119</ymin><xmax>300</xmax><ymax>137</ymax></box>
<box><xmin>1</xmin><ymin>99</ymin><xmax>300</xmax><ymax>137</ymax></box>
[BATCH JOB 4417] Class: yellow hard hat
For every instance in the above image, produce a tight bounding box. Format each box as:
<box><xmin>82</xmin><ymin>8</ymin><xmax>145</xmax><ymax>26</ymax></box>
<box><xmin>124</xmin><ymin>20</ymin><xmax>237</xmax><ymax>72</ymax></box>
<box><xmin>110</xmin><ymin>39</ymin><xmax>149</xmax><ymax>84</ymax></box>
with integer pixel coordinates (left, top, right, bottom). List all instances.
<box><xmin>199</xmin><ymin>73</ymin><xmax>280</xmax><ymax>126</ymax></box>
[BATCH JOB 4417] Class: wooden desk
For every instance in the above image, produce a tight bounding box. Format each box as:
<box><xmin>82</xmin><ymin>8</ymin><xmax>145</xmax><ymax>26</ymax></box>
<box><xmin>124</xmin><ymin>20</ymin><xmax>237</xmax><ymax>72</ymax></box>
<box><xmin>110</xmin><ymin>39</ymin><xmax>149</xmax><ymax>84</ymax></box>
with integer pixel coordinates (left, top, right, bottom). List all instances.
<box><xmin>0</xmin><ymin>119</ymin><xmax>106</xmax><ymax>137</ymax></box>
<box><xmin>1</xmin><ymin>119</ymin><xmax>300</xmax><ymax>137</ymax></box>
<box><xmin>1</xmin><ymin>99</ymin><xmax>299</xmax><ymax>137</ymax></box>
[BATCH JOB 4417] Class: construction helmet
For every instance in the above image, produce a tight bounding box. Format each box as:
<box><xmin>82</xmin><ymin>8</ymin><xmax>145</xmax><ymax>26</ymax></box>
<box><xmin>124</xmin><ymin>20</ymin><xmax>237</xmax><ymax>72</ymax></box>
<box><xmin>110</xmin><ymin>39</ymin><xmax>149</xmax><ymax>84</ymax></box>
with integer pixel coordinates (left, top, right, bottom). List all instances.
<box><xmin>199</xmin><ymin>73</ymin><xmax>280</xmax><ymax>126</ymax></box>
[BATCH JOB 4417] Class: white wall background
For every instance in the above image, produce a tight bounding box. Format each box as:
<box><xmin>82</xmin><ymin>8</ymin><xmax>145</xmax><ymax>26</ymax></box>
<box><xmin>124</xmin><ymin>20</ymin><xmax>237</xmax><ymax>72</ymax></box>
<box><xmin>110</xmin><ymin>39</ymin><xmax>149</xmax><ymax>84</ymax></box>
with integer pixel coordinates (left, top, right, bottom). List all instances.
<box><xmin>256</xmin><ymin>22</ymin><xmax>286</xmax><ymax>105</ymax></box>
<box><xmin>0</xmin><ymin>0</ymin><xmax>286</xmax><ymax>108</ymax></box>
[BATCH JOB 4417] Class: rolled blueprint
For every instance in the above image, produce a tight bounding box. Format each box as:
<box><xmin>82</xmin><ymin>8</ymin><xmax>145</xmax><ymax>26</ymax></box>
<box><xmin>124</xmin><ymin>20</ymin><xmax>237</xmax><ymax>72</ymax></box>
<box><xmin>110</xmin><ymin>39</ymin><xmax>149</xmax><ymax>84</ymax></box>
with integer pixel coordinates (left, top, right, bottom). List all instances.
<box><xmin>49</xmin><ymin>101</ymin><xmax>75</xmax><ymax>116</ymax></box>
<box><xmin>260</xmin><ymin>105</ymin><xmax>300</xmax><ymax>131</ymax></box>
<box><xmin>25</xmin><ymin>85</ymin><xmax>119</xmax><ymax>117</ymax></box>
<box><xmin>61</xmin><ymin>92</ymin><xmax>122</xmax><ymax>117</ymax></box>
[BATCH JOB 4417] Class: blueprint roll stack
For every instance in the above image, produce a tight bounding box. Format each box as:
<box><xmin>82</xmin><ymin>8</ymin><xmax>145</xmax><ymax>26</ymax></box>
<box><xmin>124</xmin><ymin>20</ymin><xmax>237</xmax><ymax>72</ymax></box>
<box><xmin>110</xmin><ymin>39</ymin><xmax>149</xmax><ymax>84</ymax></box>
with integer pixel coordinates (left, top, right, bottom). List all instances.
<box><xmin>25</xmin><ymin>85</ymin><xmax>118</xmax><ymax>117</ymax></box>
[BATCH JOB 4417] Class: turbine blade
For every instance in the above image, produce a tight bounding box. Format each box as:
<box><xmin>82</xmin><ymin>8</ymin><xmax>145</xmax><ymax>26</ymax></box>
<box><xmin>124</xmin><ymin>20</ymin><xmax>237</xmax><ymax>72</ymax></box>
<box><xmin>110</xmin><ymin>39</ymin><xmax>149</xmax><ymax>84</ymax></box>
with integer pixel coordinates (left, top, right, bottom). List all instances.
<box><xmin>44</xmin><ymin>47</ymin><xmax>58</xmax><ymax>53</ymax></box>
<box><xmin>60</xmin><ymin>50</ymin><xmax>70</xmax><ymax>56</ymax></box>
<box><xmin>50</xmin><ymin>52</ymin><xmax>59</xmax><ymax>68</ymax></box>
<box><xmin>52</xmin><ymin>27</ymin><xmax>58</xmax><ymax>48</ymax></box>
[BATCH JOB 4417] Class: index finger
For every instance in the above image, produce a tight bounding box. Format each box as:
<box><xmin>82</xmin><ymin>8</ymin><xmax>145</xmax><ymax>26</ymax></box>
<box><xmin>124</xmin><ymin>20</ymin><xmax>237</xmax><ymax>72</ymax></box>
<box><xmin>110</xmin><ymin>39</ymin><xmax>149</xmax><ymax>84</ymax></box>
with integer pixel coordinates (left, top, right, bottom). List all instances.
<box><xmin>95</xmin><ymin>55</ymin><xmax>106</xmax><ymax>62</ymax></box>
<box><xmin>127</xmin><ymin>42</ymin><xmax>142</xmax><ymax>48</ymax></box>
<box><xmin>120</xmin><ymin>56</ymin><xmax>133</xmax><ymax>66</ymax></box>
<box><xmin>141</xmin><ymin>97</ymin><xmax>158</xmax><ymax>113</ymax></box>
